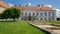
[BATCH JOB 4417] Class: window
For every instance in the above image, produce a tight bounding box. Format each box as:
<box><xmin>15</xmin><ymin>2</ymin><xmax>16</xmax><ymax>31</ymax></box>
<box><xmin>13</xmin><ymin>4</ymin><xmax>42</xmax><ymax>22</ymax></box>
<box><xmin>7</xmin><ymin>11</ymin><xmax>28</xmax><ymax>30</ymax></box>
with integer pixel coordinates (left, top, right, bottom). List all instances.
<box><xmin>44</xmin><ymin>13</ymin><xmax>47</xmax><ymax>16</ymax></box>
<box><xmin>29</xmin><ymin>13</ymin><xmax>31</xmax><ymax>16</ymax></box>
<box><xmin>40</xmin><ymin>18</ymin><xmax>43</xmax><ymax>20</ymax></box>
<box><xmin>25</xmin><ymin>12</ymin><xmax>27</xmax><ymax>16</ymax></box>
<box><xmin>45</xmin><ymin>18</ymin><xmax>47</xmax><ymax>20</ymax></box>
<box><xmin>49</xmin><ymin>12</ymin><xmax>51</xmax><ymax>16</ymax></box>
<box><xmin>52</xmin><ymin>18</ymin><xmax>54</xmax><ymax>20</ymax></box>
<box><xmin>49</xmin><ymin>18</ymin><xmax>51</xmax><ymax>21</ymax></box>
<box><xmin>52</xmin><ymin>13</ymin><xmax>55</xmax><ymax>16</ymax></box>
<box><xmin>21</xmin><ymin>18</ymin><xmax>23</xmax><ymax>20</ymax></box>
<box><xmin>33</xmin><ymin>13</ymin><xmax>35</xmax><ymax>16</ymax></box>
<box><xmin>40</xmin><ymin>13</ymin><xmax>43</xmax><ymax>16</ymax></box>
<box><xmin>37</xmin><ymin>12</ymin><xmax>39</xmax><ymax>16</ymax></box>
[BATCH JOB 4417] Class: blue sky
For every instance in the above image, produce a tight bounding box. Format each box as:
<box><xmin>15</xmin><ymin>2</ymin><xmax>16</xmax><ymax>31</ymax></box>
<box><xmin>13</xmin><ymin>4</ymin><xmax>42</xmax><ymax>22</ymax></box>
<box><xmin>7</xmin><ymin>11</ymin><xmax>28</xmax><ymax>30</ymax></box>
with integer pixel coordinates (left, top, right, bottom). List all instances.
<box><xmin>0</xmin><ymin>0</ymin><xmax>60</xmax><ymax>17</ymax></box>
<box><xmin>2</xmin><ymin>0</ymin><xmax>60</xmax><ymax>9</ymax></box>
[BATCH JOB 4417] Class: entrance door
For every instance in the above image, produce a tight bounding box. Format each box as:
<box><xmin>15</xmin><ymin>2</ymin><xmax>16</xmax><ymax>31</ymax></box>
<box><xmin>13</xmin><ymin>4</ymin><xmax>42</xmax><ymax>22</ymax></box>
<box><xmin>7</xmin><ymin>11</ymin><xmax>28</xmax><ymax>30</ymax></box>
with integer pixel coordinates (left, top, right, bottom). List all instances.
<box><xmin>28</xmin><ymin>16</ymin><xmax>31</xmax><ymax>21</ymax></box>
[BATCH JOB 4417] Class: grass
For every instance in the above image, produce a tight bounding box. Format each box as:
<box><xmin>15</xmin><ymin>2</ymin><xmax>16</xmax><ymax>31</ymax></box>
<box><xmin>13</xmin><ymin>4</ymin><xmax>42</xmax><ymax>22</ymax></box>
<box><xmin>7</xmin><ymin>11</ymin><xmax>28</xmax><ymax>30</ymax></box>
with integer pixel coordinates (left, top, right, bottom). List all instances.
<box><xmin>47</xmin><ymin>21</ymin><xmax>60</xmax><ymax>25</ymax></box>
<box><xmin>0</xmin><ymin>21</ymin><xmax>46</xmax><ymax>34</ymax></box>
<box><xmin>30</xmin><ymin>20</ymin><xmax>60</xmax><ymax>25</ymax></box>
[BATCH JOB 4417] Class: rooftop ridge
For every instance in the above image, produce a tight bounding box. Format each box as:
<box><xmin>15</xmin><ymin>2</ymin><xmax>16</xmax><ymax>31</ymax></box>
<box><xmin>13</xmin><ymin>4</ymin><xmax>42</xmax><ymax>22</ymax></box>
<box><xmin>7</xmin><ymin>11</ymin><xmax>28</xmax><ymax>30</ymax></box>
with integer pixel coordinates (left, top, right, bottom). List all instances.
<box><xmin>13</xmin><ymin>6</ymin><xmax>55</xmax><ymax>11</ymax></box>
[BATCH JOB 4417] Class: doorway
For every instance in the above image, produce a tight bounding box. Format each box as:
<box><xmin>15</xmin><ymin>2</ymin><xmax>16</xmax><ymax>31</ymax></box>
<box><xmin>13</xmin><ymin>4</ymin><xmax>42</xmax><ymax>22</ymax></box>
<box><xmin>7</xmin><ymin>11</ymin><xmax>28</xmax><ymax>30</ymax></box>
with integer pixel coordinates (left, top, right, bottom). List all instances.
<box><xmin>28</xmin><ymin>16</ymin><xmax>31</xmax><ymax>21</ymax></box>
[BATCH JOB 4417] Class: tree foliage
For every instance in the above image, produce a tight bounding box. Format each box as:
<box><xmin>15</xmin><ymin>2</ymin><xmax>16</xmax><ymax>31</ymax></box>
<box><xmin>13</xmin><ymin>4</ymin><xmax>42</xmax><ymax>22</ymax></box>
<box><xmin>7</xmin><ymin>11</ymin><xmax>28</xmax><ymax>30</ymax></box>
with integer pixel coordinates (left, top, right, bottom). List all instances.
<box><xmin>57</xmin><ymin>18</ymin><xmax>60</xmax><ymax>21</ymax></box>
<box><xmin>2</xmin><ymin>8</ymin><xmax>21</xmax><ymax>21</ymax></box>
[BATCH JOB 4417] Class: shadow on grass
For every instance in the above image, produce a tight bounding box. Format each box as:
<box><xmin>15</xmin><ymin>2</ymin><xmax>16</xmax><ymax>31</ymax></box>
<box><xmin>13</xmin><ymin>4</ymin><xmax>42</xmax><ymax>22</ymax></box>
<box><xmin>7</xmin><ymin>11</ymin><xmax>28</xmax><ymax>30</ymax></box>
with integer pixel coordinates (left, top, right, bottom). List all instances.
<box><xmin>0</xmin><ymin>21</ymin><xmax>17</xmax><ymax>22</ymax></box>
<box><xmin>28</xmin><ymin>23</ymin><xmax>51</xmax><ymax>34</ymax></box>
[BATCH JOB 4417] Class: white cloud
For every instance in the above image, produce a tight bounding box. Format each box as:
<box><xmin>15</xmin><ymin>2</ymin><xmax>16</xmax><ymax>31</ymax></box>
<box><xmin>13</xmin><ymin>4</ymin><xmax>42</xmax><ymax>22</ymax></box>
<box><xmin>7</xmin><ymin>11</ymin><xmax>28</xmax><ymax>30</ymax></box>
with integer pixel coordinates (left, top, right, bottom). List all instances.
<box><xmin>8</xmin><ymin>3</ymin><xmax>14</xmax><ymax>7</ymax></box>
<box><xmin>55</xmin><ymin>9</ymin><xmax>60</xmax><ymax>17</ymax></box>
<box><xmin>45</xmin><ymin>5</ymin><xmax>60</xmax><ymax>17</ymax></box>
<box><xmin>53</xmin><ymin>8</ymin><xmax>60</xmax><ymax>17</ymax></box>
<box><xmin>28</xmin><ymin>3</ymin><xmax>31</xmax><ymax>6</ymax></box>
<box><xmin>45</xmin><ymin>5</ymin><xmax>52</xmax><ymax>7</ymax></box>
<box><xmin>55</xmin><ymin>9</ymin><xmax>60</xmax><ymax>11</ymax></box>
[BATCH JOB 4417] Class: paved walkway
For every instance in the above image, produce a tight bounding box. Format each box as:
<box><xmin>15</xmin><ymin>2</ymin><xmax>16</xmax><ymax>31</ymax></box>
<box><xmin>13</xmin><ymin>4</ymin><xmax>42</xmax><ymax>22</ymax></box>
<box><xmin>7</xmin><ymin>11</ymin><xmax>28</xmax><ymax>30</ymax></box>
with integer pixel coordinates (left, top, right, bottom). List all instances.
<box><xmin>29</xmin><ymin>23</ymin><xmax>60</xmax><ymax>34</ymax></box>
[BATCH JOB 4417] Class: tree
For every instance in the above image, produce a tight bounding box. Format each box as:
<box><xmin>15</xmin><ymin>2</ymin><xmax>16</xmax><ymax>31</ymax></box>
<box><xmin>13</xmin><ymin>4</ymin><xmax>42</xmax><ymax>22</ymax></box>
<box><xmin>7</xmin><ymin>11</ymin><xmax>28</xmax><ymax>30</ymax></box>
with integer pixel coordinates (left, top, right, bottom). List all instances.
<box><xmin>0</xmin><ymin>13</ymin><xmax>2</xmax><ymax>19</ymax></box>
<box><xmin>0</xmin><ymin>13</ymin><xmax>4</xmax><ymax>19</ymax></box>
<box><xmin>57</xmin><ymin>18</ymin><xmax>60</xmax><ymax>21</ymax></box>
<box><xmin>3</xmin><ymin>8</ymin><xmax>21</xmax><ymax>21</ymax></box>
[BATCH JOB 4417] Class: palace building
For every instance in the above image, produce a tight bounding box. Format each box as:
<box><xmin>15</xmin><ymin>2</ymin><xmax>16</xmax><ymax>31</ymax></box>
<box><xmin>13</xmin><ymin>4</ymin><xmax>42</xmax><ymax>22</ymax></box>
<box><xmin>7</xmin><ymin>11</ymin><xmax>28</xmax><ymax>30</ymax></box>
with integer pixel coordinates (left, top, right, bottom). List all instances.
<box><xmin>0</xmin><ymin>1</ymin><xmax>57</xmax><ymax>21</ymax></box>
<box><xmin>14</xmin><ymin>6</ymin><xmax>56</xmax><ymax>21</ymax></box>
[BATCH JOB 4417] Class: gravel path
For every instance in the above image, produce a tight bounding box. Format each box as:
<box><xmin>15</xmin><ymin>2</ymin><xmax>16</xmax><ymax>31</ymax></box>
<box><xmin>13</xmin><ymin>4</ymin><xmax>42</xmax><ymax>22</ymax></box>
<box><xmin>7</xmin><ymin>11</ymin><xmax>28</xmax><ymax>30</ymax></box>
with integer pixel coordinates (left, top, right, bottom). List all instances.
<box><xmin>29</xmin><ymin>23</ymin><xmax>60</xmax><ymax>34</ymax></box>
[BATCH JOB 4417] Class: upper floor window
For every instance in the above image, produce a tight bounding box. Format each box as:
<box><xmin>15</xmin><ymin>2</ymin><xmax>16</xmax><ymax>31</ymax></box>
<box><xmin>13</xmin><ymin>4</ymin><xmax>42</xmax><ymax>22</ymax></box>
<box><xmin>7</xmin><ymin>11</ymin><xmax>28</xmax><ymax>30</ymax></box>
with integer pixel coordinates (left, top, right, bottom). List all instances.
<box><xmin>45</xmin><ymin>18</ymin><xmax>47</xmax><ymax>20</ymax></box>
<box><xmin>44</xmin><ymin>12</ymin><xmax>47</xmax><ymax>16</ymax></box>
<box><xmin>52</xmin><ymin>13</ymin><xmax>55</xmax><ymax>16</ymax></box>
<box><xmin>40</xmin><ymin>13</ymin><xmax>43</xmax><ymax>16</ymax></box>
<box><xmin>40</xmin><ymin>18</ymin><xmax>43</xmax><ymax>20</ymax></box>
<box><xmin>49</xmin><ymin>12</ymin><xmax>51</xmax><ymax>16</ymax></box>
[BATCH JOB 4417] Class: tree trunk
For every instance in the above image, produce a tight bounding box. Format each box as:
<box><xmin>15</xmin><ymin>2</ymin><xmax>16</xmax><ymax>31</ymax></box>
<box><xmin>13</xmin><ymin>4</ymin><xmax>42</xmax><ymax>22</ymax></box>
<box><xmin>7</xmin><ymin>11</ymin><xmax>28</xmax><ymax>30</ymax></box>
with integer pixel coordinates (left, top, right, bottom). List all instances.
<box><xmin>13</xmin><ymin>18</ymin><xmax>15</xmax><ymax>21</ymax></box>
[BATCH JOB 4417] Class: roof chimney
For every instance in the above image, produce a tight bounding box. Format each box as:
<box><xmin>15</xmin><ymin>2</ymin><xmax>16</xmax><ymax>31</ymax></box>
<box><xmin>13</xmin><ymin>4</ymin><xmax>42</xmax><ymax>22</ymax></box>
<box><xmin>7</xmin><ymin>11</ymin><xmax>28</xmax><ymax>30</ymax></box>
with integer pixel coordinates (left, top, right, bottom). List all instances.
<box><xmin>37</xmin><ymin>5</ymin><xmax>40</xmax><ymax>6</ymax></box>
<box><xmin>42</xmin><ymin>5</ymin><xmax>44</xmax><ymax>7</ymax></box>
<box><xmin>26</xmin><ymin>3</ymin><xmax>31</xmax><ymax>6</ymax></box>
<box><xmin>15</xmin><ymin>5</ymin><xmax>17</xmax><ymax>6</ymax></box>
<box><xmin>26</xmin><ymin>4</ymin><xmax>28</xmax><ymax>6</ymax></box>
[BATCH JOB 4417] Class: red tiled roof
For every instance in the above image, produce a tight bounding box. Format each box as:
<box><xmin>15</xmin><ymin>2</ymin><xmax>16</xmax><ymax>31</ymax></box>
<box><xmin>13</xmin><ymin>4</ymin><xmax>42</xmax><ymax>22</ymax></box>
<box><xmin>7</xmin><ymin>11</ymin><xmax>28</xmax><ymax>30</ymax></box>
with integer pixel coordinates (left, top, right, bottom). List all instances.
<box><xmin>0</xmin><ymin>1</ymin><xmax>56</xmax><ymax>11</ymax></box>
<box><xmin>13</xmin><ymin>6</ymin><xmax>56</xmax><ymax>11</ymax></box>
<box><xmin>0</xmin><ymin>1</ymin><xmax>9</xmax><ymax>8</ymax></box>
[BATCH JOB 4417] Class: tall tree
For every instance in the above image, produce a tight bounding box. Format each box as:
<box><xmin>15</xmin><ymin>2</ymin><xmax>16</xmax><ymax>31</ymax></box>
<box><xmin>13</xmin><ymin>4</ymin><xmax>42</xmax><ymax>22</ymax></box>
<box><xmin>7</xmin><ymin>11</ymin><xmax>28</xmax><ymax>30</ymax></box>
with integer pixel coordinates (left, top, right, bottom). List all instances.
<box><xmin>3</xmin><ymin>8</ymin><xmax>21</xmax><ymax>21</ymax></box>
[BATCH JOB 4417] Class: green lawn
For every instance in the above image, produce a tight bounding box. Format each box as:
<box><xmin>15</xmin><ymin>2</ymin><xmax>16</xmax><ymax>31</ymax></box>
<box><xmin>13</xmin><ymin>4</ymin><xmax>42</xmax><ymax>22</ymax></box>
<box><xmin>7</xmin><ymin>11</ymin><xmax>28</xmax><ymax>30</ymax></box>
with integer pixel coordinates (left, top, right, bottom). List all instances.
<box><xmin>47</xmin><ymin>21</ymin><xmax>60</xmax><ymax>25</ymax></box>
<box><xmin>0</xmin><ymin>21</ymin><xmax>46</xmax><ymax>34</ymax></box>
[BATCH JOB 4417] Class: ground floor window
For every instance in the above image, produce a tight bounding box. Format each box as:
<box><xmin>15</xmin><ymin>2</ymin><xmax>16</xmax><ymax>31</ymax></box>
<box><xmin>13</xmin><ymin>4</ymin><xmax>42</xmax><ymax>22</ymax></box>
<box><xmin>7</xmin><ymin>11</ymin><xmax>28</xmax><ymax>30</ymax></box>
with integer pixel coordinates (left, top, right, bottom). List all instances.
<box><xmin>49</xmin><ymin>18</ymin><xmax>51</xmax><ymax>21</ymax></box>
<box><xmin>45</xmin><ymin>18</ymin><xmax>47</xmax><ymax>20</ymax></box>
<box><xmin>40</xmin><ymin>18</ymin><xmax>43</xmax><ymax>20</ymax></box>
<box><xmin>21</xmin><ymin>18</ymin><xmax>24</xmax><ymax>20</ymax></box>
<box><xmin>52</xmin><ymin>18</ymin><xmax>54</xmax><ymax>20</ymax></box>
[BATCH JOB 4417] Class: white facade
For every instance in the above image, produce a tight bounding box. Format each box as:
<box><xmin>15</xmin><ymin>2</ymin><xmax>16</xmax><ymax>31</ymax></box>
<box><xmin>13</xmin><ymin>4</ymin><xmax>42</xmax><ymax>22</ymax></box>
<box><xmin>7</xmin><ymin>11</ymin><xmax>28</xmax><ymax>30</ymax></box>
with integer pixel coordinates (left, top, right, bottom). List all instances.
<box><xmin>0</xmin><ymin>5</ymin><xmax>56</xmax><ymax>21</ymax></box>
<box><xmin>19</xmin><ymin>10</ymin><xmax>56</xmax><ymax>21</ymax></box>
